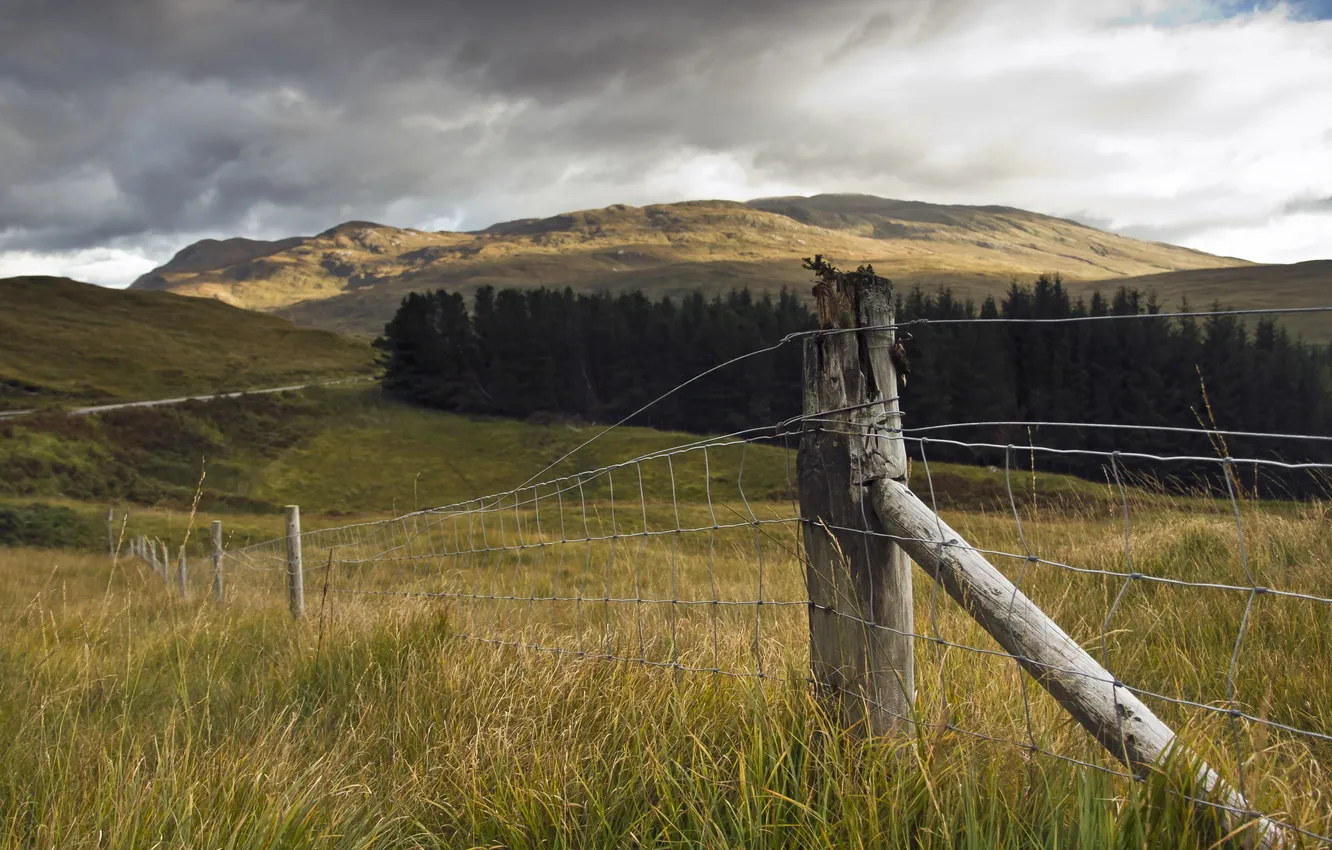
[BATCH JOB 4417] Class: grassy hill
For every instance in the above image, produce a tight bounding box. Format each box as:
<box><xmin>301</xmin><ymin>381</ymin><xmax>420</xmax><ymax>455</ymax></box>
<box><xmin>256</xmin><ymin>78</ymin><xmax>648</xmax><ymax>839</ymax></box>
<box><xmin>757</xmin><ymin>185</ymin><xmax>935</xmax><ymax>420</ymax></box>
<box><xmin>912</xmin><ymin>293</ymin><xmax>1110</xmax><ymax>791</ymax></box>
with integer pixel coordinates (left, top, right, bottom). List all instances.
<box><xmin>128</xmin><ymin>194</ymin><xmax>1265</xmax><ymax>336</ymax></box>
<box><xmin>0</xmin><ymin>276</ymin><xmax>376</xmax><ymax>410</ymax></box>
<box><xmin>1</xmin><ymin>386</ymin><xmax>1111</xmax><ymax>539</ymax></box>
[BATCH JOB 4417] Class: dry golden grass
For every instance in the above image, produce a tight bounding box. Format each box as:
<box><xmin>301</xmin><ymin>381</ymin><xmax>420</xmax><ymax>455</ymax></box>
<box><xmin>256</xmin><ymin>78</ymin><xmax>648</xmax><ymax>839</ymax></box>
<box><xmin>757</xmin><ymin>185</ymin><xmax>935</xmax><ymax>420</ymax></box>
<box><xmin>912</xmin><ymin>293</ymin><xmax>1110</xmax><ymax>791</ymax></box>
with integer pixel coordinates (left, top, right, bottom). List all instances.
<box><xmin>2</xmin><ymin>482</ymin><xmax>1329</xmax><ymax>847</ymax></box>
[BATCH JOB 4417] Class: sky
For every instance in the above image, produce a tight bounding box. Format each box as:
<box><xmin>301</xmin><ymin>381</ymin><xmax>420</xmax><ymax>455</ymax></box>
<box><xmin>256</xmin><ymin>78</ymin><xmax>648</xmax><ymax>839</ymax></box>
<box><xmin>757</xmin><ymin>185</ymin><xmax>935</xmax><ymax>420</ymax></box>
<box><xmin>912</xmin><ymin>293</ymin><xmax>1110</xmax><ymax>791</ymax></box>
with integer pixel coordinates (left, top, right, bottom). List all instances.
<box><xmin>1</xmin><ymin>0</ymin><xmax>1330</xmax><ymax>288</ymax></box>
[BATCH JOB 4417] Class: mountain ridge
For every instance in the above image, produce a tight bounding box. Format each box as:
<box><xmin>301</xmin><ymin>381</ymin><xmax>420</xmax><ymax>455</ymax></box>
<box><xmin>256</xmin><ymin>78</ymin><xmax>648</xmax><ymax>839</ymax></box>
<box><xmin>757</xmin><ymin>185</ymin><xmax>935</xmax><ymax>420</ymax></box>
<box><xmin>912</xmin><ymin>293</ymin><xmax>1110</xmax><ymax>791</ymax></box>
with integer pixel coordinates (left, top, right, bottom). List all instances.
<box><xmin>129</xmin><ymin>193</ymin><xmax>1280</xmax><ymax>336</ymax></box>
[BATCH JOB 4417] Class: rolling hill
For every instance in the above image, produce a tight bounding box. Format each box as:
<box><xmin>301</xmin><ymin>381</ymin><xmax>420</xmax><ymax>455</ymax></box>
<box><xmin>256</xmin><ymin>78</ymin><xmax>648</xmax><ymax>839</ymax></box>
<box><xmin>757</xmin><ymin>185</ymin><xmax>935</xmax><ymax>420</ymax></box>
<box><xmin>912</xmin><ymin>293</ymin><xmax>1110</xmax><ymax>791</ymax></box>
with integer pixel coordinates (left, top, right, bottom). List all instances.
<box><xmin>0</xmin><ymin>276</ymin><xmax>375</xmax><ymax>410</ymax></box>
<box><xmin>130</xmin><ymin>194</ymin><xmax>1287</xmax><ymax>336</ymax></box>
<box><xmin>1</xmin><ymin>385</ymin><xmax>1111</xmax><ymax>533</ymax></box>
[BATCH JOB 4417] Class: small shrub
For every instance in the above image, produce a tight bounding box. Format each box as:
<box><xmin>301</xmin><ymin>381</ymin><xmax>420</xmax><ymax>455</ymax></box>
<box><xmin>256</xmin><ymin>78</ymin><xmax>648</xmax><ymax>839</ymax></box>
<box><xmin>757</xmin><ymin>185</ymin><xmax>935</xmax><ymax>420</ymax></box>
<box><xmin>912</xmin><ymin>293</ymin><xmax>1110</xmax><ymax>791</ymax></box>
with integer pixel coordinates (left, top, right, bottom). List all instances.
<box><xmin>0</xmin><ymin>503</ymin><xmax>102</xmax><ymax>549</ymax></box>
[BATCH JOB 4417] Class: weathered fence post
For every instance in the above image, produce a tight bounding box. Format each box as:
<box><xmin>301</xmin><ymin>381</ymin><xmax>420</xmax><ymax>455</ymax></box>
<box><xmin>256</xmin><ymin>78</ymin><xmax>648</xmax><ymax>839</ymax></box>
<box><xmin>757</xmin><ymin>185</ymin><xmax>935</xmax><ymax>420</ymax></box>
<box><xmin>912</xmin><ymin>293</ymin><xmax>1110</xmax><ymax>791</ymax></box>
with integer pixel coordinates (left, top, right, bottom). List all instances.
<box><xmin>176</xmin><ymin>546</ymin><xmax>188</xmax><ymax>600</ymax></box>
<box><xmin>148</xmin><ymin>538</ymin><xmax>160</xmax><ymax>576</ymax></box>
<box><xmin>285</xmin><ymin>505</ymin><xmax>304</xmax><ymax>618</ymax></box>
<box><xmin>797</xmin><ymin>259</ymin><xmax>914</xmax><ymax>736</ymax></box>
<box><xmin>868</xmin><ymin>478</ymin><xmax>1283</xmax><ymax>846</ymax></box>
<box><xmin>107</xmin><ymin>508</ymin><xmax>115</xmax><ymax>559</ymax></box>
<box><xmin>211</xmin><ymin>520</ymin><xmax>224</xmax><ymax>603</ymax></box>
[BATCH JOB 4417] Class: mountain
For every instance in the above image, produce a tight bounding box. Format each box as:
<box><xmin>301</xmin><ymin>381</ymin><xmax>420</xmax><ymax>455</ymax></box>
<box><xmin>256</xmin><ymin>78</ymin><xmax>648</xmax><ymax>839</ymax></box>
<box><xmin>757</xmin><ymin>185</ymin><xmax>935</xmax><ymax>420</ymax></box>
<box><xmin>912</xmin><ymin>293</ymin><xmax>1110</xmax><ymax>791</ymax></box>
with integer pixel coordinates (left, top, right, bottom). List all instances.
<box><xmin>130</xmin><ymin>194</ymin><xmax>1263</xmax><ymax>336</ymax></box>
<box><xmin>0</xmin><ymin>276</ymin><xmax>375</xmax><ymax>410</ymax></box>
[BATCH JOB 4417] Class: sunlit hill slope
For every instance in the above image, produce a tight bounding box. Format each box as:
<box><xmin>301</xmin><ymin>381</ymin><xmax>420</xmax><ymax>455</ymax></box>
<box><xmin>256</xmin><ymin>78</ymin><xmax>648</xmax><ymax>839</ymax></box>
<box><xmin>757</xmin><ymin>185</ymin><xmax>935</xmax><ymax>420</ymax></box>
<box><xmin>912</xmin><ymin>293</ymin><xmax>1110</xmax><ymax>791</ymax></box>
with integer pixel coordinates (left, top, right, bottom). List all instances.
<box><xmin>130</xmin><ymin>194</ymin><xmax>1286</xmax><ymax>336</ymax></box>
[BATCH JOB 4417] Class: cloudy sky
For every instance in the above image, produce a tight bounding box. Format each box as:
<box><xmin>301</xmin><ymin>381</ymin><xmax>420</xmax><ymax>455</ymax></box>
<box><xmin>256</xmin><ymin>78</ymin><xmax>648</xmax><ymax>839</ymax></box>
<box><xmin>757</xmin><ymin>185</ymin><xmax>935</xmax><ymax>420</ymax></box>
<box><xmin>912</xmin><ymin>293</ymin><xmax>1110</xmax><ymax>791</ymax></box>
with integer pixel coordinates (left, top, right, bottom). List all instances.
<box><xmin>1</xmin><ymin>0</ymin><xmax>1330</xmax><ymax>287</ymax></box>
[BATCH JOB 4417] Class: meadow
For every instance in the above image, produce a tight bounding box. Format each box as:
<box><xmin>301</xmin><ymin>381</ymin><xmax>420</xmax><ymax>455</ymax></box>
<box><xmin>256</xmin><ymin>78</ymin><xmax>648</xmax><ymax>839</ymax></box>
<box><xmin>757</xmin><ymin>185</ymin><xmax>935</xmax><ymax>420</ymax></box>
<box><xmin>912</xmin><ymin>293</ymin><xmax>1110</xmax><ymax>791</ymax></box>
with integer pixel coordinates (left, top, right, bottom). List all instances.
<box><xmin>3</xmin><ymin>448</ymin><xmax>1330</xmax><ymax>848</ymax></box>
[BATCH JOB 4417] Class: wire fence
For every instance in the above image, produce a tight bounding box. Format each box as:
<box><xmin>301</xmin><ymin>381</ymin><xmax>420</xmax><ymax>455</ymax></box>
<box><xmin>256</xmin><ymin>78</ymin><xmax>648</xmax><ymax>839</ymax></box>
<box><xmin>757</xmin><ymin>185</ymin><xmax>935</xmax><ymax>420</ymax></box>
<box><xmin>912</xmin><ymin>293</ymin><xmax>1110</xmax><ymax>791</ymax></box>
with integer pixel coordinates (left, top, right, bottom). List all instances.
<box><xmin>130</xmin><ymin>302</ymin><xmax>1332</xmax><ymax>846</ymax></box>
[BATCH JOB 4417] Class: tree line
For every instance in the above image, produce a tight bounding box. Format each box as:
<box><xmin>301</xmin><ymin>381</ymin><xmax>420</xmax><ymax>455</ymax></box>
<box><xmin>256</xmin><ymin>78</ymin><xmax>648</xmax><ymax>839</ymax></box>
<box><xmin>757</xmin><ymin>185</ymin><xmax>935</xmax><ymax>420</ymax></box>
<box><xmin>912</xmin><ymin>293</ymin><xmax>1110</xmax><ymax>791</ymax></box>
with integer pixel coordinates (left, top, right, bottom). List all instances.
<box><xmin>375</xmin><ymin>277</ymin><xmax>1332</xmax><ymax>496</ymax></box>
<box><xmin>891</xmin><ymin>277</ymin><xmax>1332</xmax><ymax>496</ymax></box>
<box><xmin>374</xmin><ymin>286</ymin><xmax>812</xmax><ymax>435</ymax></box>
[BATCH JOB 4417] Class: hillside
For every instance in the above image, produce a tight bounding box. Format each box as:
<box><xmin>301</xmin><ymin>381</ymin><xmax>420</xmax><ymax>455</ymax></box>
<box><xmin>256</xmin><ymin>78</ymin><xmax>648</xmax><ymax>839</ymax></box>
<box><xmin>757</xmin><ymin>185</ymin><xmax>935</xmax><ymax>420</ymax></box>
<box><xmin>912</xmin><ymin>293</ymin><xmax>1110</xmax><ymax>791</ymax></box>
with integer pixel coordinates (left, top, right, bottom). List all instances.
<box><xmin>130</xmin><ymin>194</ymin><xmax>1258</xmax><ymax>335</ymax></box>
<box><xmin>0</xmin><ymin>386</ymin><xmax>1113</xmax><ymax>543</ymax></box>
<box><xmin>0</xmin><ymin>276</ymin><xmax>375</xmax><ymax>410</ymax></box>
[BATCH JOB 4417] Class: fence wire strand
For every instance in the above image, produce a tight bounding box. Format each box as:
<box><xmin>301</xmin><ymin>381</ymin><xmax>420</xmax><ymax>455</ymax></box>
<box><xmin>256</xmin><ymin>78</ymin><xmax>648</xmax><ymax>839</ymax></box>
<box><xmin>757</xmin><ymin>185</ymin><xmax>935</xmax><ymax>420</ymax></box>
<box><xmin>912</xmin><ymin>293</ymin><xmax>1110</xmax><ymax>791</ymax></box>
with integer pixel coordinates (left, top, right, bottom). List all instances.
<box><xmin>204</xmin><ymin>413</ymin><xmax>1332</xmax><ymax>841</ymax></box>
<box><xmin>128</xmin><ymin>304</ymin><xmax>1332</xmax><ymax>846</ymax></box>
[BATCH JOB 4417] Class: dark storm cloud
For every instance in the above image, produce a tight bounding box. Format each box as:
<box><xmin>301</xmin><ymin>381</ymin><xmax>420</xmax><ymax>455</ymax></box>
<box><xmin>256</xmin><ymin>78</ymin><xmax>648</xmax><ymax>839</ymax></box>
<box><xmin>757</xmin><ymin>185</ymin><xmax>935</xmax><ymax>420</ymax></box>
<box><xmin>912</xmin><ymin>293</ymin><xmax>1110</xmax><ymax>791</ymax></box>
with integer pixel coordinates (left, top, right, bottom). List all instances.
<box><xmin>7</xmin><ymin>0</ymin><xmax>848</xmax><ymax>94</ymax></box>
<box><xmin>1</xmin><ymin>0</ymin><xmax>1329</xmax><ymax>279</ymax></box>
<box><xmin>0</xmin><ymin>0</ymin><xmax>900</xmax><ymax>253</ymax></box>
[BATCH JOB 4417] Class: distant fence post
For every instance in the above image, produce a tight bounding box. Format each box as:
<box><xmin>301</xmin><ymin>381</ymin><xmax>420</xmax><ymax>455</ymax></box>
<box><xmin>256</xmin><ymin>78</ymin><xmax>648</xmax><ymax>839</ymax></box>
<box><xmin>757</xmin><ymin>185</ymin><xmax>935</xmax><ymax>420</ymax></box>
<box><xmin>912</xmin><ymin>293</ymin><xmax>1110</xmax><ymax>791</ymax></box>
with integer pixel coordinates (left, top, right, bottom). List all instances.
<box><xmin>285</xmin><ymin>506</ymin><xmax>305</xmax><ymax>618</ymax></box>
<box><xmin>797</xmin><ymin>260</ymin><xmax>914</xmax><ymax>736</ymax></box>
<box><xmin>211</xmin><ymin>520</ymin><xmax>224</xmax><ymax>603</ymax></box>
<box><xmin>107</xmin><ymin>508</ymin><xmax>115</xmax><ymax>559</ymax></box>
<box><xmin>148</xmin><ymin>538</ymin><xmax>160</xmax><ymax>576</ymax></box>
<box><xmin>176</xmin><ymin>546</ymin><xmax>188</xmax><ymax>600</ymax></box>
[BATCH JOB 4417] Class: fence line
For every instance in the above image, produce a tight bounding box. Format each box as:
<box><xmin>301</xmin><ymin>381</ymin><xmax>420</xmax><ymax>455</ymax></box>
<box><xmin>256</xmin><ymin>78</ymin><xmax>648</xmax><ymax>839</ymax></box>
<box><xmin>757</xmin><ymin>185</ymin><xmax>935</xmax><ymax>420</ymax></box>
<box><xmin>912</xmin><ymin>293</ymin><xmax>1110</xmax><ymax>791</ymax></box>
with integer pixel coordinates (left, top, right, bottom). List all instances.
<box><xmin>188</xmin><ymin>422</ymin><xmax>1327</xmax><ymax>843</ymax></box>
<box><xmin>118</xmin><ymin>295</ymin><xmax>1332</xmax><ymax>847</ymax></box>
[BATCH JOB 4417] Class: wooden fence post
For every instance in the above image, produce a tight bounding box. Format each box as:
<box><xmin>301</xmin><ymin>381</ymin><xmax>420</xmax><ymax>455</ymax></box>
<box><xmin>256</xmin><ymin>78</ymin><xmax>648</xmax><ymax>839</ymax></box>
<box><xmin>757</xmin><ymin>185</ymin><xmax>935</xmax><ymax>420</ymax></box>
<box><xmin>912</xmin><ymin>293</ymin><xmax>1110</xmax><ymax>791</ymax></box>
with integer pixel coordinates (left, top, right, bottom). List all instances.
<box><xmin>211</xmin><ymin>520</ymin><xmax>224</xmax><ymax>603</ymax></box>
<box><xmin>868</xmin><ymin>455</ymin><xmax>1282</xmax><ymax>845</ymax></box>
<box><xmin>107</xmin><ymin>508</ymin><xmax>115</xmax><ymax>559</ymax></box>
<box><xmin>797</xmin><ymin>261</ymin><xmax>913</xmax><ymax>736</ymax></box>
<box><xmin>285</xmin><ymin>505</ymin><xmax>304</xmax><ymax>618</ymax></box>
<box><xmin>149</xmin><ymin>538</ymin><xmax>160</xmax><ymax>576</ymax></box>
<box><xmin>176</xmin><ymin>546</ymin><xmax>188</xmax><ymax>600</ymax></box>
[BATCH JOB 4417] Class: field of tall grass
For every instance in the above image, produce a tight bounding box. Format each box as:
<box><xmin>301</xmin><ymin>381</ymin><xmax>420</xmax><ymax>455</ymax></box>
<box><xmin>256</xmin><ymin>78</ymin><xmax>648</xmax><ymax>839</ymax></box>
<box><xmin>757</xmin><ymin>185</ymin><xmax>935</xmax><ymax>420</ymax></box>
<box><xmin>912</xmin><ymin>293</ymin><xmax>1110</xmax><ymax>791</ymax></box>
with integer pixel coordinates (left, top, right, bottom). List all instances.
<box><xmin>3</xmin><ymin>472</ymin><xmax>1330</xmax><ymax>848</ymax></box>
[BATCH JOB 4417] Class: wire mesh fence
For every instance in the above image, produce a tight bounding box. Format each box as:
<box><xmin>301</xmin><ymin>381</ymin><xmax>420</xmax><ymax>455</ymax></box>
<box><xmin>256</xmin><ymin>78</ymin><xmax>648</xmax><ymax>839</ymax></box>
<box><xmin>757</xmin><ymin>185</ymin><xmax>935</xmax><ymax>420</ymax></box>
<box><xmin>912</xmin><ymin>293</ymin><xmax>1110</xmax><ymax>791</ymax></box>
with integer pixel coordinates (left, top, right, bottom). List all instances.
<box><xmin>126</xmin><ymin>301</ymin><xmax>1332</xmax><ymax>845</ymax></box>
<box><xmin>208</xmin><ymin>424</ymin><xmax>1332</xmax><ymax>842</ymax></box>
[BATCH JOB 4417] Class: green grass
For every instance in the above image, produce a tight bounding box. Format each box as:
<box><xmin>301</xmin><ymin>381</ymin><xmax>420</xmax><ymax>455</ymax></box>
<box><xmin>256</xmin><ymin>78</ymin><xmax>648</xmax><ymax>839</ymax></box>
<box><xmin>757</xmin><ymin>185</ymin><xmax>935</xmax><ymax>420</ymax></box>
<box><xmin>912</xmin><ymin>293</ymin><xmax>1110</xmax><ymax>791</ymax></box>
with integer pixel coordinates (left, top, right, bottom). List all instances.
<box><xmin>2</xmin><ymin>481</ymin><xmax>1329</xmax><ymax>847</ymax></box>
<box><xmin>0</xmin><ymin>276</ymin><xmax>375</xmax><ymax>410</ymax></box>
<box><xmin>2</xmin><ymin>386</ymin><xmax>1118</xmax><ymax>527</ymax></box>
